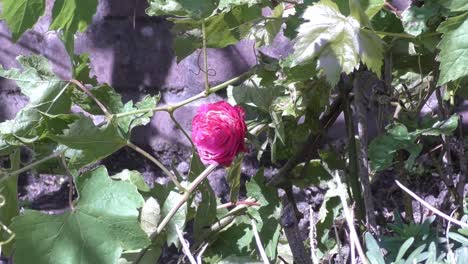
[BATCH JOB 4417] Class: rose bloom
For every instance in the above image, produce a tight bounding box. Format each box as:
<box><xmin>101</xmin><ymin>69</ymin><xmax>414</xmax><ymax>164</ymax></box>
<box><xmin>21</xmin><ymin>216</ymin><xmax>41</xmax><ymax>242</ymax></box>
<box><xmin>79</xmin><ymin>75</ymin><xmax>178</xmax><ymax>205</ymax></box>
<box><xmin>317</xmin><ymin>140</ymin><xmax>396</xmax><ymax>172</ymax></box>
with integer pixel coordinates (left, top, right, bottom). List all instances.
<box><xmin>191</xmin><ymin>101</ymin><xmax>247</xmax><ymax>166</ymax></box>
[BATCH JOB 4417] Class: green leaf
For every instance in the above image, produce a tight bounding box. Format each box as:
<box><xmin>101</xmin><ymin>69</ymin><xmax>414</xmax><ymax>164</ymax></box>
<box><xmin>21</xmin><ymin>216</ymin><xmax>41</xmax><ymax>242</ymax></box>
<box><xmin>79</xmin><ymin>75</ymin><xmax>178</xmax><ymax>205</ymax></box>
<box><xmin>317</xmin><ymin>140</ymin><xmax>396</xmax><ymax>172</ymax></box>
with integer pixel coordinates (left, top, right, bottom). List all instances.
<box><xmin>437</xmin><ymin>12</ymin><xmax>468</xmax><ymax>85</ymax></box>
<box><xmin>161</xmin><ymin>187</ymin><xmax>187</xmax><ymax>247</ymax></box>
<box><xmin>402</xmin><ymin>5</ymin><xmax>438</xmax><ymax>36</ymax></box>
<box><xmin>395</xmin><ymin>237</ymin><xmax>415</xmax><ymax>262</ymax></box>
<box><xmin>10</xmin><ymin>166</ymin><xmax>150</xmax><ymax>264</ymax></box>
<box><xmin>147</xmin><ymin>0</ymin><xmax>218</xmax><ymax>19</ymax></box>
<box><xmin>290</xmin><ymin>159</ymin><xmax>333</xmax><ymax>188</ymax></box>
<box><xmin>170</xmin><ymin>4</ymin><xmax>262</xmax><ymax>61</ymax></box>
<box><xmin>246</xmin><ymin>4</ymin><xmax>283</xmax><ymax>48</ymax></box>
<box><xmin>72</xmin><ymin>53</ymin><xmax>97</xmax><ymax>85</ymax></box>
<box><xmin>49</xmin><ymin>0</ymin><xmax>98</xmax><ymax>55</ymax></box>
<box><xmin>111</xmin><ymin>169</ymin><xmax>150</xmax><ymax>192</ymax></box>
<box><xmin>246</xmin><ymin>168</ymin><xmax>281</xmax><ymax>261</ymax></box>
<box><xmin>361</xmin><ymin>0</ymin><xmax>384</xmax><ymax>19</ymax></box>
<box><xmin>0</xmin><ymin>150</ymin><xmax>20</xmax><ymax>255</ymax></box>
<box><xmin>438</xmin><ymin>0</ymin><xmax>468</xmax><ymax>11</ymax></box>
<box><xmin>71</xmin><ymin>85</ymin><xmax>124</xmax><ymax>115</ymax></box>
<box><xmin>449</xmin><ymin>232</ymin><xmax>468</xmax><ymax>246</ymax></box>
<box><xmin>139</xmin><ymin>197</ymin><xmax>161</xmax><ymax>237</ymax></box>
<box><xmin>365</xmin><ymin>233</ymin><xmax>385</xmax><ymax>264</ymax></box>
<box><xmin>218</xmin><ymin>256</ymin><xmax>262</xmax><ymax>263</ymax></box>
<box><xmin>117</xmin><ymin>95</ymin><xmax>159</xmax><ymax>136</ymax></box>
<box><xmin>291</xmin><ymin>0</ymin><xmax>383</xmax><ymax>84</ymax></box>
<box><xmin>0</xmin><ymin>55</ymin><xmax>71</xmax><ymax>114</ymax></box>
<box><xmin>188</xmin><ymin>152</ymin><xmax>206</xmax><ymax>181</ymax></box>
<box><xmin>193</xmin><ymin>181</ymin><xmax>217</xmax><ymax>242</ymax></box>
<box><xmin>49</xmin><ymin>115</ymin><xmax>127</xmax><ymax>169</ymax></box>
<box><xmin>0</xmin><ymin>0</ymin><xmax>45</xmax><ymax>41</ymax></box>
<box><xmin>226</xmin><ymin>154</ymin><xmax>243</xmax><ymax>202</ymax></box>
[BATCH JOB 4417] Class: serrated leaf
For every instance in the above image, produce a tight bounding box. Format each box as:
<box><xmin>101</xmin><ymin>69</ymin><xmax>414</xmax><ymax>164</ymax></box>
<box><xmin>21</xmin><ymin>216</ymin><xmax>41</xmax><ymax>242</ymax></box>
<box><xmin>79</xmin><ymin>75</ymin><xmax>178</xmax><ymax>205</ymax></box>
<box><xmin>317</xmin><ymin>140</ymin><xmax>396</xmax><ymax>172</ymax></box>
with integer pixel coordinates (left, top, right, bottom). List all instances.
<box><xmin>111</xmin><ymin>169</ymin><xmax>150</xmax><ymax>192</ymax></box>
<box><xmin>1</xmin><ymin>0</ymin><xmax>45</xmax><ymax>41</ymax></box>
<box><xmin>72</xmin><ymin>53</ymin><xmax>97</xmax><ymax>85</ymax></box>
<box><xmin>49</xmin><ymin>0</ymin><xmax>98</xmax><ymax>55</ymax></box>
<box><xmin>161</xmin><ymin>188</ymin><xmax>187</xmax><ymax>247</ymax></box>
<box><xmin>49</xmin><ymin>115</ymin><xmax>127</xmax><ymax>169</ymax></box>
<box><xmin>10</xmin><ymin>166</ymin><xmax>150</xmax><ymax>264</ymax></box>
<box><xmin>290</xmin><ymin>0</ymin><xmax>383</xmax><ymax>84</ymax></box>
<box><xmin>402</xmin><ymin>5</ymin><xmax>438</xmax><ymax>36</ymax></box>
<box><xmin>226</xmin><ymin>154</ymin><xmax>243</xmax><ymax>202</ymax></box>
<box><xmin>140</xmin><ymin>197</ymin><xmax>161</xmax><ymax>237</ymax></box>
<box><xmin>193</xmin><ymin>181</ymin><xmax>217</xmax><ymax>242</ymax></box>
<box><xmin>290</xmin><ymin>159</ymin><xmax>333</xmax><ymax>188</ymax></box>
<box><xmin>438</xmin><ymin>0</ymin><xmax>468</xmax><ymax>11</ymax></box>
<box><xmin>170</xmin><ymin>4</ymin><xmax>262</xmax><ymax>61</ymax></box>
<box><xmin>117</xmin><ymin>95</ymin><xmax>159</xmax><ymax>136</ymax></box>
<box><xmin>246</xmin><ymin>4</ymin><xmax>283</xmax><ymax>48</ymax></box>
<box><xmin>147</xmin><ymin>0</ymin><xmax>218</xmax><ymax>19</ymax></box>
<box><xmin>246</xmin><ymin>168</ymin><xmax>281</xmax><ymax>261</ymax></box>
<box><xmin>437</xmin><ymin>12</ymin><xmax>468</xmax><ymax>85</ymax></box>
<box><xmin>0</xmin><ymin>55</ymin><xmax>71</xmax><ymax>113</ymax></box>
<box><xmin>71</xmin><ymin>85</ymin><xmax>124</xmax><ymax>115</ymax></box>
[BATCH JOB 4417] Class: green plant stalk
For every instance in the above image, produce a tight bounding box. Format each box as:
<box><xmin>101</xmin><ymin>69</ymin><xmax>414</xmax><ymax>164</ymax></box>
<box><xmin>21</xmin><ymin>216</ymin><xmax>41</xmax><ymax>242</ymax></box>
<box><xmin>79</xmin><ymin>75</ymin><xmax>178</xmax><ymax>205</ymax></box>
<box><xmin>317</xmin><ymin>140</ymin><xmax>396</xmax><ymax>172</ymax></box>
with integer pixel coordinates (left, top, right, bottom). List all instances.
<box><xmin>0</xmin><ymin>151</ymin><xmax>63</xmax><ymax>184</ymax></box>
<box><xmin>126</xmin><ymin>141</ymin><xmax>186</xmax><ymax>192</ymax></box>
<box><xmin>134</xmin><ymin>164</ymin><xmax>218</xmax><ymax>264</ymax></box>
<box><xmin>114</xmin><ymin>69</ymin><xmax>255</xmax><ymax>119</ymax></box>
<box><xmin>342</xmin><ymin>92</ymin><xmax>365</xmax><ymax>221</ymax></box>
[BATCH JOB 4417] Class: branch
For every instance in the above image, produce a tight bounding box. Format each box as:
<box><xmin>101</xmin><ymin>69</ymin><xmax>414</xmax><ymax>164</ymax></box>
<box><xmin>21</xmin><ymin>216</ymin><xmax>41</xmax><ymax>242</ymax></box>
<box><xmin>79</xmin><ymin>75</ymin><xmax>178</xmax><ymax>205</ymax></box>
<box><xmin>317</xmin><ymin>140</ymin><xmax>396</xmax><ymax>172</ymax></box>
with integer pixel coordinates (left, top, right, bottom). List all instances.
<box><xmin>202</xmin><ymin>20</ymin><xmax>210</xmax><ymax>95</ymax></box>
<box><xmin>176</xmin><ymin>225</ymin><xmax>197</xmax><ymax>264</ymax></box>
<box><xmin>395</xmin><ymin>180</ymin><xmax>468</xmax><ymax>228</ymax></box>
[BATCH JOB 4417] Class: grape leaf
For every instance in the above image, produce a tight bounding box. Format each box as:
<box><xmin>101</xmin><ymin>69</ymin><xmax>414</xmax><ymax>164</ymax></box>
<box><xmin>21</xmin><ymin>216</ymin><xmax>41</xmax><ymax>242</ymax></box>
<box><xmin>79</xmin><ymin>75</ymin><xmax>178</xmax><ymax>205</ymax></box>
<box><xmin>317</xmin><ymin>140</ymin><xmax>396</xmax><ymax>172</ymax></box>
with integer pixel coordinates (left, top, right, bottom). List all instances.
<box><xmin>161</xmin><ymin>187</ymin><xmax>187</xmax><ymax>247</ymax></box>
<box><xmin>193</xmin><ymin>181</ymin><xmax>217</xmax><ymax>242</ymax></box>
<box><xmin>226</xmin><ymin>154</ymin><xmax>243</xmax><ymax>202</ymax></box>
<box><xmin>0</xmin><ymin>0</ymin><xmax>45</xmax><ymax>41</ymax></box>
<box><xmin>245</xmin><ymin>168</ymin><xmax>281</xmax><ymax>261</ymax></box>
<box><xmin>111</xmin><ymin>169</ymin><xmax>150</xmax><ymax>192</ymax></box>
<box><xmin>48</xmin><ymin>115</ymin><xmax>126</xmax><ymax>169</ymax></box>
<box><xmin>10</xmin><ymin>166</ymin><xmax>150</xmax><ymax>264</ymax></box>
<box><xmin>401</xmin><ymin>5</ymin><xmax>438</xmax><ymax>36</ymax></box>
<box><xmin>71</xmin><ymin>85</ymin><xmax>124</xmax><ymax>115</ymax></box>
<box><xmin>436</xmin><ymin>12</ymin><xmax>468</xmax><ymax>85</ymax></box>
<box><xmin>49</xmin><ymin>0</ymin><xmax>98</xmax><ymax>55</ymax></box>
<box><xmin>117</xmin><ymin>95</ymin><xmax>159</xmax><ymax>136</ymax></box>
<box><xmin>171</xmin><ymin>4</ymin><xmax>262</xmax><ymax>61</ymax></box>
<box><xmin>147</xmin><ymin>0</ymin><xmax>218</xmax><ymax>19</ymax></box>
<box><xmin>290</xmin><ymin>0</ymin><xmax>383</xmax><ymax>85</ymax></box>
<box><xmin>438</xmin><ymin>0</ymin><xmax>468</xmax><ymax>11</ymax></box>
<box><xmin>246</xmin><ymin>4</ymin><xmax>283</xmax><ymax>48</ymax></box>
<box><xmin>0</xmin><ymin>55</ymin><xmax>71</xmax><ymax>114</ymax></box>
<box><xmin>217</xmin><ymin>0</ymin><xmax>264</xmax><ymax>10</ymax></box>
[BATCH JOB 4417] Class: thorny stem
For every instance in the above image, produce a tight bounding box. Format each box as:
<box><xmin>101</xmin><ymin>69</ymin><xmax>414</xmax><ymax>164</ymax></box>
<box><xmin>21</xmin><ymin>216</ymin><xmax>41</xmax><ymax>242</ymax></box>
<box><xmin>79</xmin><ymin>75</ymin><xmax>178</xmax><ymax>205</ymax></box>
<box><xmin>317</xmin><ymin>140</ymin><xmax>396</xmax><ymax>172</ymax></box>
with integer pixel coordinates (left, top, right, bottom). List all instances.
<box><xmin>114</xmin><ymin>70</ymin><xmax>255</xmax><ymax>119</ymax></box>
<box><xmin>134</xmin><ymin>164</ymin><xmax>218</xmax><ymax>264</ymax></box>
<box><xmin>70</xmin><ymin>79</ymin><xmax>112</xmax><ymax>119</ymax></box>
<box><xmin>202</xmin><ymin>20</ymin><xmax>210</xmax><ymax>95</ymax></box>
<box><xmin>0</xmin><ymin>152</ymin><xmax>63</xmax><ymax>184</ymax></box>
<box><xmin>126</xmin><ymin>141</ymin><xmax>186</xmax><ymax>192</ymax></box>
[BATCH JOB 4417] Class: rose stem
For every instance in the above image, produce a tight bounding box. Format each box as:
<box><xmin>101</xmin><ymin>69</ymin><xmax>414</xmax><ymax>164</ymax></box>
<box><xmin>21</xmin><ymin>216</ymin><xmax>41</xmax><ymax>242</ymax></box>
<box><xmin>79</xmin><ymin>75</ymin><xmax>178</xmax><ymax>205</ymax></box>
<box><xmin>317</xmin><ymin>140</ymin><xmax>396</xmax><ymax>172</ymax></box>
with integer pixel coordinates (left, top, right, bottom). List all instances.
<box><xmin>126</xmin><ymin>141</ymin><xmax>186</xmax><ymax>192</ymax></box>
<box><xmin>133</xmin><ymin>164</ymin><xmax>218</xmax><ymax>264</ymax></box>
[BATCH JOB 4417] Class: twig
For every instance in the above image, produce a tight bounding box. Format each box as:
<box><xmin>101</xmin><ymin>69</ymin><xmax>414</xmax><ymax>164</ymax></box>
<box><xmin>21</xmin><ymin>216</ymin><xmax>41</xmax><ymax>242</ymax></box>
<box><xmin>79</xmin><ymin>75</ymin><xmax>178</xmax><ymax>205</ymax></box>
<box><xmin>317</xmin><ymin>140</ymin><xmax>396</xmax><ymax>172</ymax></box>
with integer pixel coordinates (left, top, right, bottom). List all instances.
<box><xmin>201</xmin><ymin>20</ymin><xmax>210</xmax><ymax>95</ymax></box>
<box><xmin>251</xmin><ymin>219</ymin><xmax>269</xmax><ymax>264</ymax></box>
<box><xmin>126</xmin><ymin>141</ymin><xmax>186</xmax><ymax>192</ymax></box>
<box><xmin>70</xmin><ymin>79</ymin><xmax>112</xmax><ymax>119</ymax></box>
<box><xmin>334</xmin><ymin>172</ymin><xmax>369</xmax><ymax>264</ymax></box>
<box><xmin>446</xmin><ymin>208</ymin><xmax>457</xmax><ymax>264</ymax></box>
<box><xmin>395</xmin><ymin>180</ymin><xmax>468</xmax><ymax>228</ymax></box>
<box><xmin>309</xmin><ymin>205</ymin><xmax>318</xmax><ymax>264</ymax></box>
<box><xmin>216</xmin><ymin>200</ymin><xmax>260</xmax><ymax>209</ymax></box>
<box><xmin>176</xmin><ymin>225</ymin><xmax>197</xmax><ymax>264</ymax></box>
<box><xmin>196</xmin><ymin>244</ymin><xmax>208</xmax><ymax>264</ymax></box>
<box><xmin>114</xmin><ymin>69</ymin><xmax>255</xmax><ymax>119</ymax></box>
<box><xmin>134</xmin><ymin>164</ymin><xmax>218</xmax><ymax>263</ymax></box>
<box><xmin>0</xmin><ymin>152</ymin><xmax>62</xmax><ymax>184</ymax></box>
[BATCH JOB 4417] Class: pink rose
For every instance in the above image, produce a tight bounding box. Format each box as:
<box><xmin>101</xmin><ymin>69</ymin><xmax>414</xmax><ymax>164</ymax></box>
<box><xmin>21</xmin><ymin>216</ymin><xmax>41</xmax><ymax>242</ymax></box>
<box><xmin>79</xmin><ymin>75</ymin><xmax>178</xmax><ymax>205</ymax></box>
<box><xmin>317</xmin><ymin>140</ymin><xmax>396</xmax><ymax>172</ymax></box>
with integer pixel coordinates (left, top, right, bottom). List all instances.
<box><xmin>191</xmin><ymin>101</ymin><xmax>247</xmax><ymax>166</ymax></box>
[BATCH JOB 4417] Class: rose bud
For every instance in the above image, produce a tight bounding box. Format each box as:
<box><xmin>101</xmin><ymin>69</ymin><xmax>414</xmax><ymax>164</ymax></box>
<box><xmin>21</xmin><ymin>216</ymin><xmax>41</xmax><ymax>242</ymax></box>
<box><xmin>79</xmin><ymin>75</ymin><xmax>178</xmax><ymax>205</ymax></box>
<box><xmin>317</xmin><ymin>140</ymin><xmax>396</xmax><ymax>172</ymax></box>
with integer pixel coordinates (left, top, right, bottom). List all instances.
<box><xmin>191</xmin><ymin>101</ymin><xmax>247</xmax><ymax>166</ymax></box>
